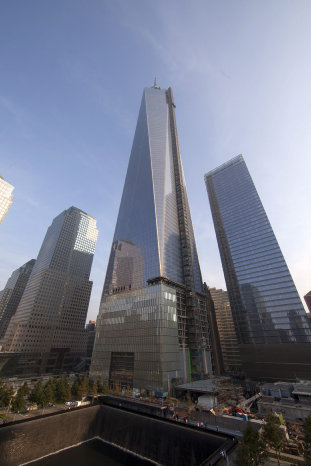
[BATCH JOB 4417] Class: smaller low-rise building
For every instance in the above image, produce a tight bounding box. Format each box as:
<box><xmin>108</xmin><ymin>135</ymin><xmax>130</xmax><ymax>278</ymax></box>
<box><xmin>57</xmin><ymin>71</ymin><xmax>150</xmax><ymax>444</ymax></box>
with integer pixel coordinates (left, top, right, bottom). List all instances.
<box><xmin>258</xmin><ymin>381</ymin><xmax>311</xmax><ymax>420</ymax></box>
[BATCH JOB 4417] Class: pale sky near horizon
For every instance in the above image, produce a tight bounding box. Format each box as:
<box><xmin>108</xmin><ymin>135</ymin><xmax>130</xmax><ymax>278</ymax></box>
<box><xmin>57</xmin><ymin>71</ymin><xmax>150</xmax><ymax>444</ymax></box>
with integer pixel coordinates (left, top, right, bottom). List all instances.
<box><xmin>0</xmin><ymin>0</ymin><xmax>310</xmax><ymax>321</ymax></box>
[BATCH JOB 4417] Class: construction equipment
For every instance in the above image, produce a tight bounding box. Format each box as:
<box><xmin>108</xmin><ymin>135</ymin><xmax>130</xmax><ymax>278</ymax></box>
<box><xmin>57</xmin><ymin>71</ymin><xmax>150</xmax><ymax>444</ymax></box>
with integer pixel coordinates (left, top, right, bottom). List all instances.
<box><xmin>234</xmin><ymin>392</ymin><xmax>263</xmax><ymax>414</ymax></box>
<box><xmin>223</xmin><ymin>392</ymin><xmax>263</xmax><ymax>420</ymax></box>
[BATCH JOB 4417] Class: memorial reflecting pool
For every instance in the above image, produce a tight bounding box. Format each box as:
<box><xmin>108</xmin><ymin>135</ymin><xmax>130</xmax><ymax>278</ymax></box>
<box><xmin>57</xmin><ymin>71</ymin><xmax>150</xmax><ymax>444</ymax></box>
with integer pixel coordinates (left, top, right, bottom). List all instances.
<box><xmin>28</xmin><ymin>438</ymin><xmax>156</xmax><ymax>466</ymax></box>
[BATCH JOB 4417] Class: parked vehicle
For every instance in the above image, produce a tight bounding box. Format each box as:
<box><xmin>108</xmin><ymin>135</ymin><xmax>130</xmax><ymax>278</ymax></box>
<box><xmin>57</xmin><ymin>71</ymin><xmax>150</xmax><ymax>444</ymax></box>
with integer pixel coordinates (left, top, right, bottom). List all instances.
<box><xmin>64</xmin><ymin>400</ymin><xmax>91</xmax><ymax>408</ymax></box>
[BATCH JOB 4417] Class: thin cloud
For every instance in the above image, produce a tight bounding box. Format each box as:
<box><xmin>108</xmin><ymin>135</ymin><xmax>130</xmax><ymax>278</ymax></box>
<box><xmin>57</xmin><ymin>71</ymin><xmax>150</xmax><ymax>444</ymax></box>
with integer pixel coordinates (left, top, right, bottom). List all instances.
<box><xmin>61</xmin><ymin>57</ymin><xmax>135</xmax><ymax>136</ymax></box>
<box><xmin>0</xmin><ymin>95</ymin><xmax>23</xmax><ymax>124</ymax></box>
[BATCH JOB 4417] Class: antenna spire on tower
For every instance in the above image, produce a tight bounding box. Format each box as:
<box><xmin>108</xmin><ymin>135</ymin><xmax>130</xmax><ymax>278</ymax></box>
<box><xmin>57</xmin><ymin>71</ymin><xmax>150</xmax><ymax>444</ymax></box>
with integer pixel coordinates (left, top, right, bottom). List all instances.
<box><xmin>153</xmin><ymin>77</ymin><xmax>160</xmax><ymax>89</ymax></box>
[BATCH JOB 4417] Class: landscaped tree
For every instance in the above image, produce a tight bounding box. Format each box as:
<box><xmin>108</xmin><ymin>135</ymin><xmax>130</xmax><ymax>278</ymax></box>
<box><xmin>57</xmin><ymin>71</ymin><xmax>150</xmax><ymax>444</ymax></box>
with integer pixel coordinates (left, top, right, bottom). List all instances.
<box><xmin>102</xmin><ymin>380</ymin><xmax>109</xmax><ymax>394</ymax></box>
<box><xmin>96</xmin><ymin>379</ymin><xmax>104</xmax><ymax>394</ymax></box>
<box><xmin>235</xmin><ymin>422</ymin><xmax>267</xmax><ymax>465</ymax></box>
<box><xmin>43</xmin><ymin>381</ymin><xmax>55</xmax><ymax>405</ymax></box>
<box><xmin>80</xmin><ymin>376</ymin><xmax>89</xmax><ymax>399</ymax></box>
<box><xmin>55</xmin><ymin>375</ymin><xmax>71</xmax><ymax>402</ymax></box>
<box><xmin>0</xmin><ymin>382</ymin><xmax>14</xmax><ymax>408</ymax></box>
<box><xmin>29</xmin><ymin>380</ymin><xmax>46</xmax><ymax>406</ymax></box>
<box><xmin>11</xmin><ymin>390</ymin><xmax>25</xmax><ymax>412</ymax></box>
<box><xmin>303</xmin><ymin>414</ymin><xmax>311</xmax><ymax>465</ymax></box>
<box><xmin>71</xmin><ymin>378</ymin><xmax>83</xmax><ymax>398</ymax></box>
<box><xmin>88</xmin><ymin>379</ymin><xmax>98</xmax><ymax>395</ymax></box>
<box><xmin>19</xmin><ymin>382</ymin><xmax>30</xmax><ymax>397</ymax></box>
<box><xmin>45</xmin><ymin>378</ymin><xmax>57</xmax><ymax>400</ymax></box>
<box><xmin>262</xmin><ymin>411</ymin><xmax>285</xmax><ymax>466</ymax></box>
<box><xmin>115</xmin><ymin>380</ymin><xmax>121</xmax><ymax>395</ymax></box>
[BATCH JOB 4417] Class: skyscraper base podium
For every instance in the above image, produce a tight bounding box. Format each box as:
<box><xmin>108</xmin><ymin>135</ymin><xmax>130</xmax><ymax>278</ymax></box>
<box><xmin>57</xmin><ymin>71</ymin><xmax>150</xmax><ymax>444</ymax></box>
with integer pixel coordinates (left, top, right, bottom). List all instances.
<box><xmin>239</xmin><ymin>343</ymin><xmax>311</xmax><ymax>380</ymax></box>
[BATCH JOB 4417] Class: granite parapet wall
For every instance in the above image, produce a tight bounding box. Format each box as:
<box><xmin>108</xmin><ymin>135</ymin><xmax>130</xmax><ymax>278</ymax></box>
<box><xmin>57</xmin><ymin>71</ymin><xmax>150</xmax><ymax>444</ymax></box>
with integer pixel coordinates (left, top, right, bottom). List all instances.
<box><xmin>97</xmin><ymin>405</ymin><xmax>230</xmax><ymax>465</ymax></box>
<box><xmin>0</xmin><ymin>404</ymin><xmax>236</xmax><ymax>466</ymax></box>
<box><xmin>0</xmin><ymin>406</ymin><xmax>102</xmax><ymax>466</ymax></box>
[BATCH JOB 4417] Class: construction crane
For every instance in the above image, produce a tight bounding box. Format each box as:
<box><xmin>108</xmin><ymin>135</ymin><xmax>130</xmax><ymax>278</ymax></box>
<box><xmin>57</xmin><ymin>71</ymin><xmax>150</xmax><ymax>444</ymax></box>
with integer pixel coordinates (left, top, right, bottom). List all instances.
<box><xmin>232</xmin><ymin>392</ymin><xmax>263</xmax><ymax>415</ymax></box>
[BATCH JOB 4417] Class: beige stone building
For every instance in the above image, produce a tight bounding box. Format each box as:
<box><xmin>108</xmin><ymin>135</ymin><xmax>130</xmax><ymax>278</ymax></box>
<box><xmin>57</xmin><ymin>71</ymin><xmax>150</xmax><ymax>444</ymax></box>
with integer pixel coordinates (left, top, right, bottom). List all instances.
<box><xmin>208</xmin><ymin>287</ymin><xmax>241</xmax><ymax>374</ymax></box>
<box><xmin>2</xmin><ymin>206</ymin><xmax>98</xmax><ymax>374</ymax></box>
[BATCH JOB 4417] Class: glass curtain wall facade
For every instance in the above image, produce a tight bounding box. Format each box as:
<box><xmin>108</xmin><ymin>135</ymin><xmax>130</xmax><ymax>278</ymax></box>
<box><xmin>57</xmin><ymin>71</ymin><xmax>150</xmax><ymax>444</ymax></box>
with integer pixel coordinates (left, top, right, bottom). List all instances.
<box><xmin>205</xmin><ymin>155</ymin><xmax>311</xmax><ymax>379</ymax></box>
<box><xmin>91</xmin><ymin>86</ymin><xmax>212</xmax><ymax>392</ymax></box>
<box><xmin>0</xmin><ymin>259</ymin><xmax>35</xmax><ymax>342</ymax></box>
<box><xmin>2</xmin><ymin>207</ymin><xmax>98</xmax><ymax>373</ymax></box>
<box><xmin>102</xmin><ymin>86</ymin><xmax>202</xmax><ymax>294</ymax></box>
<box><xmin>208</xmin><ymin>287</ymin><xmax>240</xmax><ymax>374</ymax></box>
<box><xmin>92</xmin><ymin>282</ymin><xmax>180</xmax><ymax>392</ymax></box>
<box><xmin>0</xmin><ymin>174</ymin><xmax>14</xmax><ymax>224</ymax></box>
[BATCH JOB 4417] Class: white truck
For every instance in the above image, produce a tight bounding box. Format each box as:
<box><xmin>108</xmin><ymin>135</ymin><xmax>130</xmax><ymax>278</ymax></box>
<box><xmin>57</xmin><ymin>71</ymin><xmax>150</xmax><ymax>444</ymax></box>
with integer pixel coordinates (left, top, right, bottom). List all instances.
<box><xmin>65</xmin><ymin>400</ymin><xmax>91</xmax><ymax>408</ymax></box>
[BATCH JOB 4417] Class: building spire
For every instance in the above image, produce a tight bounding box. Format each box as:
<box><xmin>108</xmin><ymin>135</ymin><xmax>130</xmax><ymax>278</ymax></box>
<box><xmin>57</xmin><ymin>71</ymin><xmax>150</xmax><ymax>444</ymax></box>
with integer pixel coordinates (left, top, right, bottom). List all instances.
<box><xmin>153</xmin><ymin>77</ymin><xmax>160</xmax><ymax>89</ymax></box>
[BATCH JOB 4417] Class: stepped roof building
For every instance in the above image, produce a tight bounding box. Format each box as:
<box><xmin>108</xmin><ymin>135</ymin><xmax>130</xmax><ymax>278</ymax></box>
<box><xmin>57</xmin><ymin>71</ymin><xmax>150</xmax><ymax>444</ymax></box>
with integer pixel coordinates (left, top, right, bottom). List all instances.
<box><xmin>2</xmin><ymin>207</ymin><xmax>98</xmax><ymax>374</ymax></box>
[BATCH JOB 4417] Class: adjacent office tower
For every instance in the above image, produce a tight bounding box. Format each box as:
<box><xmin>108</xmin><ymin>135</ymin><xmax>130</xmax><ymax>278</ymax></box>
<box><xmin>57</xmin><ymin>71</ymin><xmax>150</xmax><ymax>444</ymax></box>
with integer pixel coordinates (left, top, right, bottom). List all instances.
<box><xmin>86</xmin><ymin>320</ymin><xmax>96</xmax><ymax>358</ymax></box>
<box><xmin>208</xmin><ymin>287</ymin><xmax>240</xmax><ymax>375</ymax></box>
<box><xmin>304</xmin><ymin>291</ymin><xmax>311</xmax><ymax>313</ymax></box>
<box><xmin>91</xmin><ymin>85</ymin><xmax>212</xmax><ymax>393</ymax></box>
<box><xmin>0</xmin><ymin>174</ymin><xmax>14</xmax><ymax>224</ymax></box>
<box><xmin>205</xmin><ymin>155</ymin><xmax>311</xmax><ymax>380</ymax></box>
<box><xmin>3</xmin><ymin>207</ymin><xmax>98</xmax><ymax>373</ymax></box>
<box><xmin>0</xmin><ymin>259</ymin><xmax>35</xmax><ymax>343</ymax></box>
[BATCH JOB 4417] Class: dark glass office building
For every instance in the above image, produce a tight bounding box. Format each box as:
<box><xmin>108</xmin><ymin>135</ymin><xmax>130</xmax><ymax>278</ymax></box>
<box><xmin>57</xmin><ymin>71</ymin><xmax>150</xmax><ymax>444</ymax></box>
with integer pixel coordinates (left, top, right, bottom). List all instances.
<box><xmin>91</xmin><ymin>85</ymin><xmax>213</xmax><ymax>392</ymax></box>
<box><xmin>205</xmin><ymin>155</ymin><xmax>311</xmax><ymax>380</ymax></box>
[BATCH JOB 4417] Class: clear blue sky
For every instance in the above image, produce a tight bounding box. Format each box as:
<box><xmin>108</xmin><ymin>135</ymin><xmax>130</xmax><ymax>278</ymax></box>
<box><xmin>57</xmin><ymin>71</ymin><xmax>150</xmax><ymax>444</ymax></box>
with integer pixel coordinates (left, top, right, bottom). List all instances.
<box><xmin>1</xmin><ymin>0</ymin><xmax>310</xmax><ymax>321</ymax></box>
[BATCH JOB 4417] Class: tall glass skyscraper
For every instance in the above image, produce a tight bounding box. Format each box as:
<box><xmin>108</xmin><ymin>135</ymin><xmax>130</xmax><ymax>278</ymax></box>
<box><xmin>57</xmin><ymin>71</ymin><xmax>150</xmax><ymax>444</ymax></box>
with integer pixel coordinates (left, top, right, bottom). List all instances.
<box><xmin>91</xmin><ymin>85</ymin><xmax>213</xmax><ymax>392</ymax></box>
<box><xmin>103</xmin><ymin>86</ymin><xmax>202</xmax><ymax>294</ymax></box>
<box><xmin>0</xmin><ymin>259</ymin><xmax>35</xmax><ymax>343</ymax></box>
<box><xmin>0</xmin><ymin>174</ymin><xmax>14</xmax><ymax>224</ymax></box>
<box><xmin>3</xmin><ymin>207</ymin><xmax>98</xmax><ymax>373</ymax></box>
<box><xmin>205</xmin><ymin>155</ymin><xmax>311</xmax><ymax>379</ymax></box>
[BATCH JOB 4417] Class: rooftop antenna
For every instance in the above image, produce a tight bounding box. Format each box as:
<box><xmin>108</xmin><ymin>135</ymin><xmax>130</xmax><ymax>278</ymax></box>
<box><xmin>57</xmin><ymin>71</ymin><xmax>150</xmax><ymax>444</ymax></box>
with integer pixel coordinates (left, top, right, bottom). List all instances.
<box><xmin>153</xmin><ymin>77</ymin><xmax>160</xmax><ymax>89</ymax></box>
